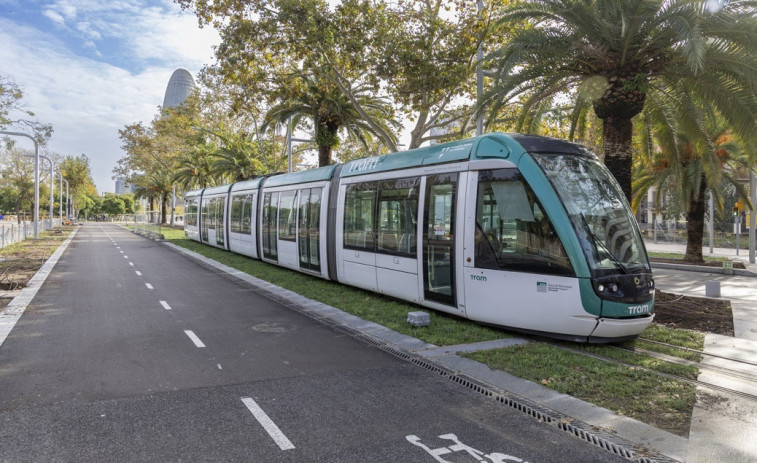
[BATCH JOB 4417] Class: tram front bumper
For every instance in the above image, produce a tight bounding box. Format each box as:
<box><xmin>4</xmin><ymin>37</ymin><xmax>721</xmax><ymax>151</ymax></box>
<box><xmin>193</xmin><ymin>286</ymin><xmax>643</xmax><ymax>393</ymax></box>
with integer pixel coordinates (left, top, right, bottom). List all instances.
<box><xmin>589</xmin><ymin>314</ymin><xmax>655</xmax><ymax>341</ymax></box>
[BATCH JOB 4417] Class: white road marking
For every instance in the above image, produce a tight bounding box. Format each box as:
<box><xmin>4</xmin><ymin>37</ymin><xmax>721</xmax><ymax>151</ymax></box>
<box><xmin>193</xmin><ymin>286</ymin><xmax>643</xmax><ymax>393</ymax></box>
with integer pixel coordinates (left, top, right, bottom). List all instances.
<box><xmin>135</xmin><ymin>271</ymin><xmax>142</xmax><ymax>276</ymax></box>
<box><xmin>129</xmin><ymin>262</ymin><xmax>134</xmax><ymax>266</ymax></box>
<box><xmin>241</xmin><ymin>397</ymin><xmax>295</xmax><ymax>451</ymax></box>
<box><xmin>217</xmin><ymin>364</ymin><xmax>223</xmax><ymax>370</ymax></box>
<box><xmin>120</xmin><ymin>250</ymin><xmax>124</xmax><ymax>253</ymax></box>
<box><xmin>159</xmin><ymin>300</ymin><xmax>171</xmax><ymax>310</ymax></box>
<box><xmin>184</xmin><ymin>330</ymin><xmax>206</xmax><ymax>348</ymax></box>
<box><xmin>123</xmin><ymin>255</ymin><xmax>128</xmax><ymax>259</ymax></box>
<box><xmin>145</xmin><ymin>283</ymin><xmax>154</xmax><ymax>290</ymax></box>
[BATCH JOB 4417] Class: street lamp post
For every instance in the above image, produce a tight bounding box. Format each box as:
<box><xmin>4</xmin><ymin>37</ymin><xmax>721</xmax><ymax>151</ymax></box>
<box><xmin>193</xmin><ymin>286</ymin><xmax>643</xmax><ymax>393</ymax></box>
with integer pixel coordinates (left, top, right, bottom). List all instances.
<box><xmin>39</xmin><ymin>155</ymin><xmax>54</xmax><ymax>229</ymax></box>
<box><xmin>0</xmin><ymin>130</ymin><xmax>40</xmax><ymax>238</ymax></box>
<box><xmin>55</xmin><ymin>170</ymin><xmax>64</xmax><ymax>223</ymax></box>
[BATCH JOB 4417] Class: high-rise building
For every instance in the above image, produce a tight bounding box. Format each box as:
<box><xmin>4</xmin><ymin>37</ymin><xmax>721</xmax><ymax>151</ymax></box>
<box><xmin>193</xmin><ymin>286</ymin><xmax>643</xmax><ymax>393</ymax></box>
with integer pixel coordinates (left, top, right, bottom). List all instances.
<box><xmin>115</xmin><ymin>177</ymin><xmax>135</xmax><ymax>194</ymax></box>
<box><xmin>162</xmin><ymin>68</ymin><xmax>196</xmax><ymax>109</ymax></box>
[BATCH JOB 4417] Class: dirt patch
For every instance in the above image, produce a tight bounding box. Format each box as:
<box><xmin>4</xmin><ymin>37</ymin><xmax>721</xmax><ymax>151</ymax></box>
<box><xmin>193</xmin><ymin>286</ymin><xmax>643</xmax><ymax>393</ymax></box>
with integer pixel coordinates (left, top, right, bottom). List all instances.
<box><xmin>654</xmin><ymin>289</ymin><xmax>734</xmax><ymax>336</ymax></box>
<box><xmin>650</xmin><ymin>257</ymin><xmax>746</xmax><ymax>269</ymax></box>
<box><xmin>0</xmin><ymin>229</ymin><xmax>72</xmax><ymax>291</ymax></box>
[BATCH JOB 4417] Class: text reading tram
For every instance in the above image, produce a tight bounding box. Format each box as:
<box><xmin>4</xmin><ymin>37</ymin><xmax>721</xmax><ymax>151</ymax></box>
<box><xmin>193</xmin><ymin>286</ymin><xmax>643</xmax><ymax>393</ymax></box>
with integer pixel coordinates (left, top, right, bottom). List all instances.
<box><xmin>185</xmin><ymin>133</ymin><xmax>655</xmax><ymax>342</ymax></box>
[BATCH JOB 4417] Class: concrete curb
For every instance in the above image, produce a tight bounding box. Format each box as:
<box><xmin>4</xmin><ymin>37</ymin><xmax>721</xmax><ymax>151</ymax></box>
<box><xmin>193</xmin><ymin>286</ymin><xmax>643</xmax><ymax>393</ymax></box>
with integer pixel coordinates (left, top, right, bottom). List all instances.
<box><xmin>652</xmin><ymin>261</ymin><xmax>757</xmax><ymax>277</ymax></box>
<box><xmin>159</xmin><ymin>239</ymin><xmax>688</xmax><ymax>462</ymax></box>
<box><xmin>0</xmin><ymin>228</ymin><xmax>78</xmax><ymax>349</ymax></box>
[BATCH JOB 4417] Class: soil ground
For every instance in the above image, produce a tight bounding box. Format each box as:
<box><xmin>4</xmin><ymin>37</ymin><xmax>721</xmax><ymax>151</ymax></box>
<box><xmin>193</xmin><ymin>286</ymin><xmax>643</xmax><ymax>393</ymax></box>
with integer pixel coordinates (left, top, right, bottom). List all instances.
<box><xmin>654</xmin><ymin>289</ymin><xmax>734</xmax><ymax>336</ymax></box>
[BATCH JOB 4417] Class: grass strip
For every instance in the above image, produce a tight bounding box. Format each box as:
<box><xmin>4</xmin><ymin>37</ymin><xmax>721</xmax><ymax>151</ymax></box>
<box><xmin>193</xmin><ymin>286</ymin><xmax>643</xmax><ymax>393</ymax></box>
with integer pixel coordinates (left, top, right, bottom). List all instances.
<box><xmin>464</xmin><ymin>343</ymin><xmax>696</xmax><ymax>436</ymax></box>
<box><xmin>162</xmin><ymin>229</ymin><xmax>508</xmax><ymax>346</ymax></box>
<box><xmin>565</xmin><ymin>343</ymin><xmax>699</xmax><ymax>379</ymax></box>
<box><xmin>639</xmin><ymin>324</ymin><xmax>705</xmax><ymax>351</ymax></box>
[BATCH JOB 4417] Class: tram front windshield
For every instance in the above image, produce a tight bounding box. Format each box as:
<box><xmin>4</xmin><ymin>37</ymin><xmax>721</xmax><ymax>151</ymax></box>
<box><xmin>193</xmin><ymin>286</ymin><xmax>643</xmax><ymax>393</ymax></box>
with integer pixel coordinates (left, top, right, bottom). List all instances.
<box><xmin>532</xmin><ymin>153</ymin><xmax>650</xmax><ymax>277</ymax></box>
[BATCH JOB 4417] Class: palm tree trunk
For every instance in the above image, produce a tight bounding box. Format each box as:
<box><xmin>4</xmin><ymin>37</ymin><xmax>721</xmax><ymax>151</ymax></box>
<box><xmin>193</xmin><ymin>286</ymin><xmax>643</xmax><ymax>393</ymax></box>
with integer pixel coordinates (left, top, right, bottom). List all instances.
<box><xmin>602</xmin><ymin>116</ymin><xmax>634</xmax><ymax>203</ymax></box>
<box><xmin>318</xmin><ymin>145</ymin><xmax>332</xmax><ymax>167</ymax></box>
<box><xmin>684</xmin><ymin>175</ymin><xmax>707</xmax><ymax>263</ymax></box>
<box><xmin>161</xmin><ymin>194</ymin><xmax>168</xmax><ymax>225</ymax></box>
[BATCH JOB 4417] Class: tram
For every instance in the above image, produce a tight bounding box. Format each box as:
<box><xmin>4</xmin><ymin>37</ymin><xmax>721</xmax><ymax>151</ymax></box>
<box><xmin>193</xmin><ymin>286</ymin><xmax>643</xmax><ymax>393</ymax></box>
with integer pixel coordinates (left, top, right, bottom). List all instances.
<box><xmin>185</xmin><ymin>133</ymin><xmax>655</xmax><ymax>342</ymax></box>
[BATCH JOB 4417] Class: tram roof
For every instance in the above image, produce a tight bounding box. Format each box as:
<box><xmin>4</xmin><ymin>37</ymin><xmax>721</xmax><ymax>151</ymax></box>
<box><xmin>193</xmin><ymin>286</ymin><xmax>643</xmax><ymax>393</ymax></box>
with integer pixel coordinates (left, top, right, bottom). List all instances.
<box><xmin>264</xmin><ymin>164</ymin><xmax>339</xmax><ymax>188</ymax></box>
<box><xmin>185</xmin><ymin>188</ymin><xmax>203</xmax><ymax>198</ymax></box>
<box><xmin>339</xmin><ymin>133</ymin><xmax>521</xmax><ymax>177</ymax></box>
<box><xmin>202</xmin><ymin>184</ymin><xmax>233</xmax><ymax>196</ymax></box>
<box><xmin>509</xmin><ymin>133</ymin><xmax>597</xmax><ymax>157</ymax></box>
<box><xmin>339</xmin><ymin>133</ymin><xmax>596</xmax><ymax>178</ymax></box>
<box><xmin>230</xmin><ymin>177</ymin><xmax>264</xmax><ymax>192</ymax></box>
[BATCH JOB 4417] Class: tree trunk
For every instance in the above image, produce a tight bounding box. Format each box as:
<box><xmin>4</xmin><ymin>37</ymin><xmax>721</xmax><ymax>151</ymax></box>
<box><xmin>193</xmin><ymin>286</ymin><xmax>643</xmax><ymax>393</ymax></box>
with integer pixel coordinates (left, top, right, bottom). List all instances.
<box><xmin>602</xmin><ymin>116</ymin><xmax>634</xmax><ymax>203</ymax></box>
<box><xmin>684</xmin><ymin>175</ymin><xmax>707</xmax><ymax>263</ymax></box>
<box><xmin>161</xmin><ymin>194</ymin><xmax>168</xmax><ymax>225</ymax></box>
<box><xmin>318</xmin><ymin>145</ymin><xmax>332</xmax><ymax>167</ymax></box>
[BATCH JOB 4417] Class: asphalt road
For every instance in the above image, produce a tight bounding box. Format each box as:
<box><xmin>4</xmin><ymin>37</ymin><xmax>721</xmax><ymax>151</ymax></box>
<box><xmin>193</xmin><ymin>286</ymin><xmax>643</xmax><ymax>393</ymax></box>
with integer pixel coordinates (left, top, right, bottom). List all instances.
<box><xmin>0</xmin><ymin>224</ymin><xmax>629</xmax><ymax>462</ymax></box>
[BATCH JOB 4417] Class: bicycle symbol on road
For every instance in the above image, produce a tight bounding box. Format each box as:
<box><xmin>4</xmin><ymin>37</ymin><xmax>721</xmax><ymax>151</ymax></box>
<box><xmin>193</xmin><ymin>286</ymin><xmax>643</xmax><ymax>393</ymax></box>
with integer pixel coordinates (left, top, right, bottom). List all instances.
<box><xmin>407</xmin><ymin>433</ymin><xmax>531</xmax><ymax>463</ymax></box>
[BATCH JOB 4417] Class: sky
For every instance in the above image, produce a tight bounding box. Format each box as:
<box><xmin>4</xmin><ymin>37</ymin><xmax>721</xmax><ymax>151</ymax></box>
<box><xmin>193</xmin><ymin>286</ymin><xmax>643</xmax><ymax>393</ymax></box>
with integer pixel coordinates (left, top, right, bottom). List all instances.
<box><xmin>0</xmin><ymin>0</ymin><xmax>220</xmax><ymax>193</ymax></box>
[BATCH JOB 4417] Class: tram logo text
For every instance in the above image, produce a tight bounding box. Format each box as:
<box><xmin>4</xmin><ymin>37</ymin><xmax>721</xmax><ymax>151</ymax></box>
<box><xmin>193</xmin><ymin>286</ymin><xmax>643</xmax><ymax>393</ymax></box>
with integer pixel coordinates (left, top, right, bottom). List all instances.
<box><xmin>628</xmin><ymin>304</ymin><xmax>650</xmax><ymax>315</ymax></box>
<box><xmin>470</xmin><ymin>275</ymin><xmax>487</xmax><ymax>282</ymax></box>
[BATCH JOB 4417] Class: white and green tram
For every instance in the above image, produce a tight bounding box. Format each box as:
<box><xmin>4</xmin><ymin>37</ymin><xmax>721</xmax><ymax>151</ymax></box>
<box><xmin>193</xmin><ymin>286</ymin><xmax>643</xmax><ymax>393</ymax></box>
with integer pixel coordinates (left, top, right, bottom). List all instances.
<box><xmin>185</xmin><ymin>133</ymin><xmax>655</xmax><ymax>342</ymax></box>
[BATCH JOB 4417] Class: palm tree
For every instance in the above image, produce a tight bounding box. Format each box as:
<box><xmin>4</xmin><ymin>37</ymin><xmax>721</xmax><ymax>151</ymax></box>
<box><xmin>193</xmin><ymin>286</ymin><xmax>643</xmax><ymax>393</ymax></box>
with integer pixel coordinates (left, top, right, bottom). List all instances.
<box><xmin>263</xmin><ymin>70</ymin><xmax>398</xmax><ymax>167</ymax></box>
<box><xmin>172</xmin><ymin>142</ymin><xmax>218</xmax><ymax>190</ymax></box>
<box><xmin>209</xmin><ymin>131</ymin><xmax>266</xmax><ymax>182</ymax></box>
<box><xmin>633</xmin><ymin>103</ymin><xmax>752</xmax><ymax>262</ymax></box>
<box><xmin>484</xmin><ymin>0</ymin><xmax>757</xmax><ymax>202</ymax></box>
<box><xmin>134</xmin><ymin>168</ymin><xmax>174</xmax><ymax>224</ymax></box>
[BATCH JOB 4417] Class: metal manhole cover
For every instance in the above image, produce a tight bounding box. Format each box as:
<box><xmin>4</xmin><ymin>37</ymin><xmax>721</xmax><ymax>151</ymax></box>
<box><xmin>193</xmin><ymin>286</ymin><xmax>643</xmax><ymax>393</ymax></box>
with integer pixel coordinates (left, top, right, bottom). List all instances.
<box><xmin>249</xmin><ymin>322</ymin><xmax>294</xmax><ymax>333</ymax></box>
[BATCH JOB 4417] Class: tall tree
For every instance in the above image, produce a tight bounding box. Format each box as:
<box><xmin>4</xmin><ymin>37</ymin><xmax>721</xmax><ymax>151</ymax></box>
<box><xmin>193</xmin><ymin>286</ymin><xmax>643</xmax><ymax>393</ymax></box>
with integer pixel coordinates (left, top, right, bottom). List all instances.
<box><xmin>177</xmin><ymin>0</ymin><xmax>489</xmax><ymax>153</ymax></box>
<box><xmin>484</xmin><ymin>0</ymin><xmax>757</xmax><ymax>202</ymax></box>
<box><xmin>59</xmin><ymin>154</ymin><xmax>97</xmax><ymax>218</ymax></box>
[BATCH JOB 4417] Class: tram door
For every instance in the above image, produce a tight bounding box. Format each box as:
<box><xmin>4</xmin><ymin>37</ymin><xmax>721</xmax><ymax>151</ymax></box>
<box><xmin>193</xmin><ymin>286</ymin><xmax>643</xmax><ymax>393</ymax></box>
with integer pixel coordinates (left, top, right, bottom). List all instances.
<box><xmin>298</xmin><ymin>188</ymin><xmax>321</xmax><ymax>272</ymax></box>
<box><xmin>423</xmin><ymin>173</ymin><xmax>457</xmax><ymax>306</ymax></box>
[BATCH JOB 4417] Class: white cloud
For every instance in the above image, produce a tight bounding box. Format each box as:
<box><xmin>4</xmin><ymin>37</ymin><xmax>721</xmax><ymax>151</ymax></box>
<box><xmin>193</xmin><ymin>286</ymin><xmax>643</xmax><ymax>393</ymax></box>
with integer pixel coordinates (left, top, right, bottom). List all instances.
<box><xmin>42</xmin><ymin>9</ymin><xmax>66</xmax><ymax>26</ymax></box>
<box><xmin>0</xmin><ymin>9</ymin><xmax>218</xmax><ymax>193</ymax></box>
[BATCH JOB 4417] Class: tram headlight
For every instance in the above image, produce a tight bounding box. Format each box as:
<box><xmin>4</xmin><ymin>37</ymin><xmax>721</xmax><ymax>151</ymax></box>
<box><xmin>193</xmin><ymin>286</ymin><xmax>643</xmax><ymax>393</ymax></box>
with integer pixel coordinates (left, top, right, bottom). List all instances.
<box><xmin>597</xmin><ymin>284</ymin><xmax>604</xmax><ymax>292</ymax></box>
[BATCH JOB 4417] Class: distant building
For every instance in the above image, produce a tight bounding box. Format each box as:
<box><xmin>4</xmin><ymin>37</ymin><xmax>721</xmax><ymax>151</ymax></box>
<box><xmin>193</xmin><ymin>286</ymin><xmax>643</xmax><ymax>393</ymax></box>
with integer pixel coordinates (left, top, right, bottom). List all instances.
<box><xmin>115</xmin><ymin>177</ymin><xmax>135</xmax><ymax>195</ymax></box>
<box><xmin>162</xmin><ymin>68</ymin><xmax>196</xmax><ymax>109</ymax></box>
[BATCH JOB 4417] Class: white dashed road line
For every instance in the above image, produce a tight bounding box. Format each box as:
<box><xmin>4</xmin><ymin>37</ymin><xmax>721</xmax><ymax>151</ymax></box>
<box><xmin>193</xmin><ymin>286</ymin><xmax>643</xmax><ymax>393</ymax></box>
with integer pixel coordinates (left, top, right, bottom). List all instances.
<box><xmin>184</xmin><ymin>330</ymin><xmax>206</xmax><ymax>348</ymax></box>
<box><xmin>145</xmin><ymin>283</ymin><xmax>154</xmax><ymax>290</ymax></box>
<box><xmin>135</xmin><ymin>271</ymin><xmax>142</xmax><ymax>276</ymax></box>
<box><xmin>159</xmin><ymin>300</ymin><xmax>172</xmax><ymax>310</ymax></box>
<box><xmin>241</xmin><ymin>397</ymin><xmax>295</xmax><ymax>451</ymax></box>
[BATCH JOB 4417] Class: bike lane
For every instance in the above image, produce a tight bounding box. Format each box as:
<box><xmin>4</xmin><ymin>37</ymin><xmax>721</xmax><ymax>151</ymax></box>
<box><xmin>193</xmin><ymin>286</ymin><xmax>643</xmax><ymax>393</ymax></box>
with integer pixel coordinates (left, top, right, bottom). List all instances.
<box><xmin>0</xmin><ymin>224</ymin><xmax>628</xmax><ymax>462</ymax></box>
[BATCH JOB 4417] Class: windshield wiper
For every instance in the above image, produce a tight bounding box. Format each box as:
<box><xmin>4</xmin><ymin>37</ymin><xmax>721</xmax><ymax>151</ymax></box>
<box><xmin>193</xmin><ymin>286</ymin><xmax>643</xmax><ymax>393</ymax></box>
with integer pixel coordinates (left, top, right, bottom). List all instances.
<box><xmin>579</xmin><ymin>213</ymin><xmax>629</xmax><ymax>274</ymax></box>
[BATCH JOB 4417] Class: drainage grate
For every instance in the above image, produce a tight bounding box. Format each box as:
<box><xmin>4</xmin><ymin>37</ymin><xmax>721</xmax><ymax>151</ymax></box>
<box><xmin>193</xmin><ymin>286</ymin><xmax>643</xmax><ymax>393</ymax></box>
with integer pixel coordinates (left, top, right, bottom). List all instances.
<box><xmin>180</xmin><ymin>250</ymin><xmax>681</xmax><ymax>463</ymax></box>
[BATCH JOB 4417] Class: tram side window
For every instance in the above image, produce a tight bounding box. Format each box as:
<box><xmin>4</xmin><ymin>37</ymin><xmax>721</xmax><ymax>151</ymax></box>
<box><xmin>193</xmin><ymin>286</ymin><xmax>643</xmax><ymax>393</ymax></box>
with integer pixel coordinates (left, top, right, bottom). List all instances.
<box><xmin>278</xmin><ymin>191</ymin><xmax>296</xmax><ymax>241</ymax></box>
<box><xmin>377</xmin><ymin>177</ymin><xmax>419</xmax><ymax>256</ymax></box>
<box><xmin>241</xmin><ymin>194</ymin><xmax>253</xmax><ymax>234</ymax></box>
<box><xmin>475</xmin><ymin>169</ymin><xmax>573</xmax><ymax>276</ymax></box>
<box><xmin>185</xmin><ymin>200</ymin><xmax>197</xmax><ymax>226</ymax></box>
<box><xmin>230</xmin><ymin>195</ymin><xmax>244</xmax><ymax>233</ymax></box>
<box><xmin>344</xmin><ymin>182</ymin><xmax>376</xmax><ymax>250</ymax></box>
